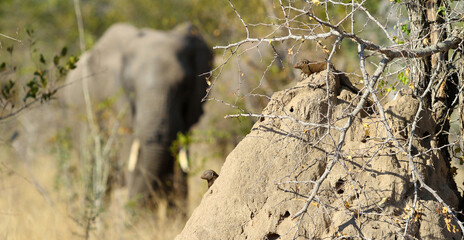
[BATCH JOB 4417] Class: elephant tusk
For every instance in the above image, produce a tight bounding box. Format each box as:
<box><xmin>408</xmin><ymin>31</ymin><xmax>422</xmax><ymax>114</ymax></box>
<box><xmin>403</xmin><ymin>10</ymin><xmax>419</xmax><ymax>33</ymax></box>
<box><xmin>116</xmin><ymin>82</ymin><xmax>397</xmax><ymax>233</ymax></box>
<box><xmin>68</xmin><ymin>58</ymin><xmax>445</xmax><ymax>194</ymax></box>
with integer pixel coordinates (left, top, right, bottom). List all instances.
<box><xmin>178</xmin><ymin>146</ymin><xmax>190</xmax><ymax>173</ymax></box>
<box><xmin>128</xmin><ymin>138</ymin><xmax>140</xmax><ymax>172</ymax></box>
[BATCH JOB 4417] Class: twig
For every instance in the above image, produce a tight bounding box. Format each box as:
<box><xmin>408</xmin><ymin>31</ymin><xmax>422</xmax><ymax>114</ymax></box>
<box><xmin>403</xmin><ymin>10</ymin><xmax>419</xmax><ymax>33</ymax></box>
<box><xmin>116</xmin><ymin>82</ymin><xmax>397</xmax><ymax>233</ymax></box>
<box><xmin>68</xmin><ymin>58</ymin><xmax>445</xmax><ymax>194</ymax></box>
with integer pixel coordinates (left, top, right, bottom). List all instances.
<box><xmin>0</xmin><ymin>33</ymin><xmax>21</xmax><ymax>42</ymax></box>
<box><xmin>225</xmin><ymin>113</ymin><xmax>340</xmax><ymax>129</ymax></box>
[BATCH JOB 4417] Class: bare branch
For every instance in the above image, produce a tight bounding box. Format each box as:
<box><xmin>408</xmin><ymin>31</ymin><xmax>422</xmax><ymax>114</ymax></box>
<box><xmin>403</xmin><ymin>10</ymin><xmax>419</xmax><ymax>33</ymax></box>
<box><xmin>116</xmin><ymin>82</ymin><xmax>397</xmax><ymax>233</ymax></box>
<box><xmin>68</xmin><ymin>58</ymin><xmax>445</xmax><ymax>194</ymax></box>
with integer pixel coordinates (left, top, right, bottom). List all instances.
<box><xmin>0</xmin><ymin>33</ymin><xmax>21</xmax><ymax>42</ymax></box>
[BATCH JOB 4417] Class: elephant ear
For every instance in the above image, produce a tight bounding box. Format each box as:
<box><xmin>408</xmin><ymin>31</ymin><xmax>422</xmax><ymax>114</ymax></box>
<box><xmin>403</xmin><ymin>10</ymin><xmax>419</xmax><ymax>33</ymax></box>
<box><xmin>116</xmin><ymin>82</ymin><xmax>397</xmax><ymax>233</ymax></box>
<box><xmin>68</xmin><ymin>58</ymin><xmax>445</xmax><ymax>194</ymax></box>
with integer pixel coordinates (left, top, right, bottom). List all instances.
<box><xmin>175</xmin><ymin>22</ymin><xmax>213</xmax><ymax>128</ymax></box>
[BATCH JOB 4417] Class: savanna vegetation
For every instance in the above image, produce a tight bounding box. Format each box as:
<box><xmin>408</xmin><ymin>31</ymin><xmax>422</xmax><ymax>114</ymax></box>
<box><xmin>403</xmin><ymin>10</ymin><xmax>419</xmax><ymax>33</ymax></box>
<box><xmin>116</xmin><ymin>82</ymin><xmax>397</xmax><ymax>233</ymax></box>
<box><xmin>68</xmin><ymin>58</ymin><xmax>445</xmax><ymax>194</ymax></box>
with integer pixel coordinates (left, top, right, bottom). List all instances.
<box><xmin>2</xmin><ymin>0</ymin><xmax>464</xmax><ymax>239</ymax></box>
<box><xmin>0</xmin><ymin>1</ymin><xmax>269</xmax><ymax>239</ymax></box>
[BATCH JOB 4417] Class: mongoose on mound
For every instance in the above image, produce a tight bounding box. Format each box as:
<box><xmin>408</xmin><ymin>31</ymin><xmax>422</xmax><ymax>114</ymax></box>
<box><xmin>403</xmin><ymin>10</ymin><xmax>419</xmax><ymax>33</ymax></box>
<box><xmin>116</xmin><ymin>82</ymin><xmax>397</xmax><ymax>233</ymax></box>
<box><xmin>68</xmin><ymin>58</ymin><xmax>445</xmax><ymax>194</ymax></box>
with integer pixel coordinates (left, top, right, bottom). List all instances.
<box><xmin>293</xmin><ymin>59</ymin><xmax>328</xmax><ymax>76</ymax></box>
<box><xmin>293</xmin><ymin>59</ymin><xmax>360</xmax><ymax>94</ymax></box>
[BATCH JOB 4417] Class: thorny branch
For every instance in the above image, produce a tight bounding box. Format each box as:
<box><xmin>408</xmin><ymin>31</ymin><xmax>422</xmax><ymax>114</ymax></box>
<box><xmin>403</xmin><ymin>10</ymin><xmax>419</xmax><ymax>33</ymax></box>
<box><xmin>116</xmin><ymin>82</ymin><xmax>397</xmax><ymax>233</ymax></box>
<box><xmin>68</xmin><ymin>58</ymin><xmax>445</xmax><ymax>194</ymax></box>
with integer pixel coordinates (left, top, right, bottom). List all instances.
<box><xmin>293</xmin><ymin>50</ymin><xmax>390</xmax><ymax>219</ymax></box>
<box><xmin>216</xmin><ymin>10</ymin><xmax>463</xmax><ymax>60</ymax></box>
<box><xmin>226</xmin><ymin>113</ymin><xmax>341</xmax><ymax>129</ymax></box>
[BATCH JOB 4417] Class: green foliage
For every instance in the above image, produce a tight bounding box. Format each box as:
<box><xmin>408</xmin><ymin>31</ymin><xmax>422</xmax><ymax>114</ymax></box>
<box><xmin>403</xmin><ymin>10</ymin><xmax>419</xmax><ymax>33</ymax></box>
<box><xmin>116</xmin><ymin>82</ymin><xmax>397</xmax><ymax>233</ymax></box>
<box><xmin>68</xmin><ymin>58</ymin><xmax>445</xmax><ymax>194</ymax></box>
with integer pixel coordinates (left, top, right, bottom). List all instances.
<box><xmin>56</xmin><ymin>53</ymin><xmax>79</xmax><ymax>77</ymax></box>
<box><xmin>438</xmin><ymin>5</ymin><xmax>446</xmax><ymax>16</ymax></box>
<box><xmin>392</xmin><ymin>22</ymin><xmax>410</xmax><ymax>44</ymax></box>
<box><xmin>378</xmin><ymin>79</ymin><xmax>396</xmax><ymax>96</ymax></box>
<box><xmin>95</xmin><ymin>89</ymin><xmax>125</xmax><ymax>113</ymax></box>
<box><xmin>400</xmin><ymin>23</ymin><xmax>410</xmax><ymax>36</ymax></box>
<box><xmin>23</xmin><ymin>45</ymin><xmax>78</xmax><ymax>103</ymax></box>
<box><xmin>0</xmin><ymin>0</ymin><xmax>271</xmax><ymax>54</ymax></box>
<box><xmin>1</xmin><ymin>80</ymin><xmax>15</xmax><ymax>100</ymax></box>
<box><xmin>397</xmin><ymin>71</ymin><xmax>409</xmax><ymax>85</ymax></box>
<box><xmin>170</xmin><ymin>132</ymin><xmax>194</xmax><ymax>158</ymax></box>
<box><xmin>39</xmin><ymin>54</ymin><xmax>46</xmax><ymax>64</ymax></box>
<box><xmin>0</xmin><ymin>28</ymin><xmax>78</xmax><ymax>120</ymax></box>
<box><xmin>392</xmin><ymin>36</ymin><xmax>404</xmax><ymax>44</ymax></box>
<box><xmin>377</xmin><ymin>69</ymin><xmax>410</xmax><ymax>96</ymax></box>
<box><xmin>24</xmin><ymin>78</ymin><xmax>40</xmax><ymax>102</ymax></box>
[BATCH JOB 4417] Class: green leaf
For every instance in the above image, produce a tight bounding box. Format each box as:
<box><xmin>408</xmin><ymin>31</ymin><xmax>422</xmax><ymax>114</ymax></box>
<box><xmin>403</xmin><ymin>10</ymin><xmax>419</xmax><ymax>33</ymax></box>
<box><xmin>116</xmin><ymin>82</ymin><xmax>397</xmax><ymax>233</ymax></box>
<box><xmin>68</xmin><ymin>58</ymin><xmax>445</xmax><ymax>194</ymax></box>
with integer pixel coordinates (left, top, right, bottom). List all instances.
<box><xmin>26</xmin><ymin>28</ymin><xmax>34</xmax><ymax>37</ymax></box>
<box><xmin>400</xmin><ymin>24</ymin><xmax>410</xmax><ymax>36</ymax></box>
<box><xmin>2</xmin><ymin>80</ymin><xmax>15</xmax><ymax>99</ymax></box>
<box><xmin>34</xmin><ymin>69</ymin><xmax>48</xmax><ymax>87</ymax></box>
<box><xmin>40</xmin><ymin>75</ymin><xmax>48</xmax><ymax>88</ymax></box>
<box><xmin>66</xmin><ymin>56</ymin><xmax>79</xmax><ymax>70</ymax></box>
<box><xmin>438</xmin><ymin>5</ymin><xmax>446</xmax><ymax>16</ymax></box>
<box><xmin>61</xmin><ymin>47</ymin><xmax>68</xmax><ymax>57</ymax></box>
<box><xmin>58</xmin><ymin>66</ymin><xmax>65</xmax><ymax>76</ymax></box>
<box><xmin>6</xmin><ymin>46</ymin><xmax>13</xmax><ymax>55</ymax></box>
<box><xmin>53</xmin><ymin>55</ymin><xmax>60</xmax><ymax>66</ymax></box>
<box><xmin>39</xmin><ymin>54</ymin><xmax>46</xmax><ymax>64</ymax></box>
<box><xmin>397</xmin><ymin>71</ymin><xmax>409</xmax><ymax>85</ymax></box>
<box><xmin>41</xmin><ymin>90</ymin><xmax>56</xmax><ymax>102</ymax></box>
<box><xmin>24</xmin><ymin>78</ymin><xmax>39</xmax><ymax>102</ymax></box>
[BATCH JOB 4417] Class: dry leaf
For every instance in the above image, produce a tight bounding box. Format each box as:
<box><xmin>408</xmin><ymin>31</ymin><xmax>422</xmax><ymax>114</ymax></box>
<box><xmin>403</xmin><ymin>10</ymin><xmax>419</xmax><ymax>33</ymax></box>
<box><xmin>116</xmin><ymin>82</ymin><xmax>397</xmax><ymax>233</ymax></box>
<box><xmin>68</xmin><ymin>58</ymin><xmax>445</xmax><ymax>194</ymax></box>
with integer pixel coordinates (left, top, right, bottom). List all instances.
<box><xmin>344</xmin><ymin>201</ymin><xmax>351</xmax><ymax>209</ymax></box>
<box><xmin>423</xmin><ymin>38</ymin><xmax>429</xmax><ymax>45</ymax></box>
<box><xmin>442</xmin><ymin>207</ymin><xmax>448</xmax><ymax>215</ymax></box>
<box><xmin>288</xmin><ymin>47</ymin><xmax>294</xmax><ymax>55</ymax></box>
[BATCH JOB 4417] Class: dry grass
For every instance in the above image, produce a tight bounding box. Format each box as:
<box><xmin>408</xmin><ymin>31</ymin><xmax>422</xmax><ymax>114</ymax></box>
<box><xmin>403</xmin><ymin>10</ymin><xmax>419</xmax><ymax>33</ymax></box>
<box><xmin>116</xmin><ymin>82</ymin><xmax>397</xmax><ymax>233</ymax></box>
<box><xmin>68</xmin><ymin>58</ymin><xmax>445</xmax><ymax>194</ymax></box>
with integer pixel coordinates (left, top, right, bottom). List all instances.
<box><xmin>0</xmin><ymin>149</ymin><xmax>190</xmax><ymax>240</ymax></box>
<box><xmin>0</xmin><ymin>154</ymin><xmax>76</xmax><ymax>239</ymax></box>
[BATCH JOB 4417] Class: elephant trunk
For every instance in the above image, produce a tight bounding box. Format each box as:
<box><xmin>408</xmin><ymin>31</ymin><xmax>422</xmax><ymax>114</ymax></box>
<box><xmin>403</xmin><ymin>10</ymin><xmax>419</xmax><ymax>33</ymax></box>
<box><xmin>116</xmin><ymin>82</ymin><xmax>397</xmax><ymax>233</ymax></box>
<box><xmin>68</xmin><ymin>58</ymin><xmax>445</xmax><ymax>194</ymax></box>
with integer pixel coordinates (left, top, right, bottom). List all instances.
<box><xmin>127</xmin><ymin>86</ymin><xmax>183</xmax><ymax>203</ymax></box>
<box><xmin>128</xmin><ymin>140</ymin><xmax>173</xmax><ymax>201</ymax></box>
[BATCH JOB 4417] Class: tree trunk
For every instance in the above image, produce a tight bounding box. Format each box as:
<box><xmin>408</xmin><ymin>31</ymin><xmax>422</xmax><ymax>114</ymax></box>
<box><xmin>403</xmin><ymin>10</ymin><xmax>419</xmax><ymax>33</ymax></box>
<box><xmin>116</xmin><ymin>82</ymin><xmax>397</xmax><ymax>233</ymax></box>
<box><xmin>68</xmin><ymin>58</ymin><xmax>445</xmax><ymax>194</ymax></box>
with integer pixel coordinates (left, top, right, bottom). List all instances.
<box><xmin>407</xmin><ymin>0</ymin><xmax>432</xmax><ymax>102</ymax></box>
<box><xmin>408</xmin><ymin>0</ymin><xmax>461</xmax><ymax>207</ymax></box>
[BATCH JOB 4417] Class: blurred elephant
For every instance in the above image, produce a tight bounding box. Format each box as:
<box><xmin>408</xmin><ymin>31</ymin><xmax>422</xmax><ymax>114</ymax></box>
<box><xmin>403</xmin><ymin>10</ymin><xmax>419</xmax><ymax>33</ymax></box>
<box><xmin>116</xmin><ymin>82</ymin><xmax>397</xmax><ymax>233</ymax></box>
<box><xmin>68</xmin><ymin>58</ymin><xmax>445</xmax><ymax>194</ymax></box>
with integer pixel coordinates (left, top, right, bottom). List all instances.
<box><xmin>64</xmin><ymin>22</ymin><xmax>212</xmax><ymax>206</ymax></box>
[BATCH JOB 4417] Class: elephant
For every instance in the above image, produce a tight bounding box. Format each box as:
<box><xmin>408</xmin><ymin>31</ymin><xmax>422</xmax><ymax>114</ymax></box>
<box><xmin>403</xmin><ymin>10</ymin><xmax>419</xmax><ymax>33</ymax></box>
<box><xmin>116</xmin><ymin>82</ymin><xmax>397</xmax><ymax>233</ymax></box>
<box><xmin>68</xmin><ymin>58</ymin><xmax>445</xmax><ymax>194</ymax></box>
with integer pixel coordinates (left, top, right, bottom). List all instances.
<box><xmin>64</xmin><ymin>22</ymin><xmax>212</xmax><ymax>207</ymax></box>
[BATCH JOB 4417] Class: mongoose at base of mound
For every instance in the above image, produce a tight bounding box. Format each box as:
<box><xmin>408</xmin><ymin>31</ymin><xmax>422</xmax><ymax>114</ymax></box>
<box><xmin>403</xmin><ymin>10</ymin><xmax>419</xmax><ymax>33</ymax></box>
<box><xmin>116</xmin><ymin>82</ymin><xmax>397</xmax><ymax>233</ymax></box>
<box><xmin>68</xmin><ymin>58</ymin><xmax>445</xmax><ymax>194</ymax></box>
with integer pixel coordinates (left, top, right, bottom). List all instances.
<box><xmin>201</xmin><ymin>170</ymin><xmax>219</xmax><ymax>188</ymax></box>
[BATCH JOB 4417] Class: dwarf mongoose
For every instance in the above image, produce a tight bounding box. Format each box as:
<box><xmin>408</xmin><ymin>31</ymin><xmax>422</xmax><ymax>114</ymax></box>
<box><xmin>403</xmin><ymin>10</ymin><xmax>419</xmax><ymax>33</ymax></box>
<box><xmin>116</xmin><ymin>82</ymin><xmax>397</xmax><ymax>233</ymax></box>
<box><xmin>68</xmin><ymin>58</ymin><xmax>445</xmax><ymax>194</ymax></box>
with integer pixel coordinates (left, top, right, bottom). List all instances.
<box><xmin>201</xmin><ymin>169</ymin><xmax>219</xmax><ymax>188</ymax></box>
<box><xmin>293</xmin><ymin>59</ymin><xmax>328</xmax><ymax>77</ymax></box>
<box><xmin>293</xmin><ymin>59</ymin><xmax>360</xmax><ymax>94</ymax></box>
